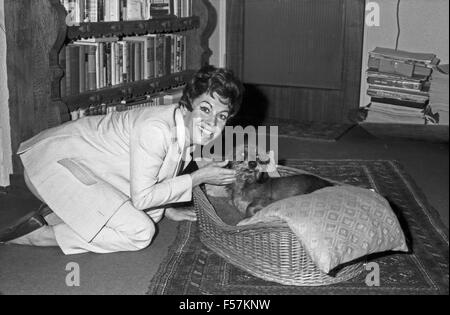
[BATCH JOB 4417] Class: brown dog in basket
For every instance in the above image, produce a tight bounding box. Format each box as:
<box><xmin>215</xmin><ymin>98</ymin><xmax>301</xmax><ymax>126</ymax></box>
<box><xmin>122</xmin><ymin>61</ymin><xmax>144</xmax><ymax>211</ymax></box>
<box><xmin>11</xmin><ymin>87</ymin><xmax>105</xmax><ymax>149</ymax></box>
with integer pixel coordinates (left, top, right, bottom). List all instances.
<box><xmin>227</xmin><ymin>145</ymin><xmax>336</xmax><ymax>218</ymax></box>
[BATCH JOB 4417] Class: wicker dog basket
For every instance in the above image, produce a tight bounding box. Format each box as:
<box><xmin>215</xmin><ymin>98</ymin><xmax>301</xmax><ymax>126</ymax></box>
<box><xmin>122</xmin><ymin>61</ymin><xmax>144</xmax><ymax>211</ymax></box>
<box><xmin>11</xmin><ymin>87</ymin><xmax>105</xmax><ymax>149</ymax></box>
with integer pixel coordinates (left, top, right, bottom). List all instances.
<box><xmin>193</xmin><ymin>165</ymin><xmax>365</xmax><ymax>286</ymax></box>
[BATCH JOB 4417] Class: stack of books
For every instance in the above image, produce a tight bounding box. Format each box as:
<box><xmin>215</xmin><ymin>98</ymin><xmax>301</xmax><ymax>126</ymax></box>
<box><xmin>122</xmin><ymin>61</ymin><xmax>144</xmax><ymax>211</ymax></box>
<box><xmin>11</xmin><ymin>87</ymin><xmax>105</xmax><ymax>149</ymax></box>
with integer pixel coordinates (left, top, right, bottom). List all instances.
<box><xmin>364</xmin><ymin>47</ymin><xmax>440</xmax><ymax>125</ymax></box>
<box><xmin>69</xmin><ymin>86</ymin><xmax>184</xmax><ymax>120</ymax></box>
<box><xmin>60</xmin><ymin>0</ymin><xmax>193</xmax><ymax>22</ymax></box>
<box><xmin>59</xmin><ymin>34</ymin><xmax>187</xmax><ymax>96</ymax></box>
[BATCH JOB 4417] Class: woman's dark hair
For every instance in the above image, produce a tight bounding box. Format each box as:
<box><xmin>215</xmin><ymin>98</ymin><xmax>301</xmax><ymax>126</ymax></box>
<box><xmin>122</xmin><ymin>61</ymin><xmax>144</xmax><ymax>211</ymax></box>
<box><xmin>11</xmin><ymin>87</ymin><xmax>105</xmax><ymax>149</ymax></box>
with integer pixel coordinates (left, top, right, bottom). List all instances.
<box><xmin>179</xmin><ymin>65</ymin><xmax>244</xmax><ymax>117</ymax></box>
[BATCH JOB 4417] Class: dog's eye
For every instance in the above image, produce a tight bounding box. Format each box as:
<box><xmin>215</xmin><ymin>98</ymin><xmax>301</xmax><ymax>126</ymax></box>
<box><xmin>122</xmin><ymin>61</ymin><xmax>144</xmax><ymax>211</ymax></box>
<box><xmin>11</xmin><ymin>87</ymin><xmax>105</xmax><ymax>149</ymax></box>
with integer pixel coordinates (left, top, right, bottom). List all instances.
<box><xmin>257</xmin><ymin>157</ymin><xmax>270</xmax><ymax>165</ymax></box>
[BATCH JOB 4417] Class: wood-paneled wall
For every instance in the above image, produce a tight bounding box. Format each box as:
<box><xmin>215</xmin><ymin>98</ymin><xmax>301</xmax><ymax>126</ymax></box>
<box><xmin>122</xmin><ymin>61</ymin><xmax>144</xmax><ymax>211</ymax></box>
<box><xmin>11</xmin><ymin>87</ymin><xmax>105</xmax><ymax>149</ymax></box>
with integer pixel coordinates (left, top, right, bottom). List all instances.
<box><xmin>5</xmin><ymin>0</ymin><xmax>62</xmax><ymax>173</ymax></box>
<box><xmin>226</xmin><ymin>0</ymin><xmax>365</xmax><ymax>123</ymax></box>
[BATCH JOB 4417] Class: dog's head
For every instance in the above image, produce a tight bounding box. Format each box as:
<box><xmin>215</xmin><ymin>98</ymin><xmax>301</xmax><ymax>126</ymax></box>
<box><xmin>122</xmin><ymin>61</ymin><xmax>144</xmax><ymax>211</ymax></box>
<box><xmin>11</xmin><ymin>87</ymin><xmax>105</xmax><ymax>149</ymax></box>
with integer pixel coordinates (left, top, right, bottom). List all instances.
<box><xmin>227</xmin><ymin>144</ymin><xmax>272</xmax><ymax>186</ymax></box>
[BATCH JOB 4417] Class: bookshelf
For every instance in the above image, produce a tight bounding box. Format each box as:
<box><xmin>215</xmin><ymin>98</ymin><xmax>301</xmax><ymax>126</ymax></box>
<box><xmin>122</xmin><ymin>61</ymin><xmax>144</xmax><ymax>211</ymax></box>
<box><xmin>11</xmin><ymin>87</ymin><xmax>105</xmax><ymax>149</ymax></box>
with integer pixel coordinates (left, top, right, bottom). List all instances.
<box><xmin>5</xmin><ymin>0</ymin><xmax>216</xmax><ymax>173</ymax></box>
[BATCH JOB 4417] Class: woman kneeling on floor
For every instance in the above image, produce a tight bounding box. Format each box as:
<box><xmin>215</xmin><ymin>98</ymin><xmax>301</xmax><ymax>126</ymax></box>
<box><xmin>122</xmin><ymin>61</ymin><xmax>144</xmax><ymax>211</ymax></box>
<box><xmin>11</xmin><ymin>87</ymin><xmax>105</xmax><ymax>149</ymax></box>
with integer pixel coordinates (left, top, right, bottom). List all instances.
<box><xmin>3</xmin><ymin>66</ymin><xmax>243</xmax><ymax>255</ymax></box>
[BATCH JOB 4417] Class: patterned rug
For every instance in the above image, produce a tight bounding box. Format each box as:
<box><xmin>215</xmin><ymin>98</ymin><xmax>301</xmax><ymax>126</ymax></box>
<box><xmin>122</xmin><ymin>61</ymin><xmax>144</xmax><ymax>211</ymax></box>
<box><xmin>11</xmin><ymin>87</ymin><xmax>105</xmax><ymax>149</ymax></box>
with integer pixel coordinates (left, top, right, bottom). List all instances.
<box><xmin>230</xmin><ymin>117</ymin><xmax>355</xmax><ymax>142</ymax></box>
<box><xmin>147</xmin><ymin>160</ymin><xmax>449</xmax><ymax>295</ymax></box>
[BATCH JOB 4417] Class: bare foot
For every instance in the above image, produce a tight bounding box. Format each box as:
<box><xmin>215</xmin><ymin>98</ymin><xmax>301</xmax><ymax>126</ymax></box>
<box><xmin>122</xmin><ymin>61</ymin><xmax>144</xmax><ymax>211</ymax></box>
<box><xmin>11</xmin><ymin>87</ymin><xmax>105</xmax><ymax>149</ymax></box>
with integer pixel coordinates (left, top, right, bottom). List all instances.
<box><xmin>7</xmin><ymin>226</ymin><xmax>58</xmax><ymax>247</ymax></box>
<box><xmin>165</xmin><ymin>207</ymin><xmax>197</xmax><ymax>222</ymax></box>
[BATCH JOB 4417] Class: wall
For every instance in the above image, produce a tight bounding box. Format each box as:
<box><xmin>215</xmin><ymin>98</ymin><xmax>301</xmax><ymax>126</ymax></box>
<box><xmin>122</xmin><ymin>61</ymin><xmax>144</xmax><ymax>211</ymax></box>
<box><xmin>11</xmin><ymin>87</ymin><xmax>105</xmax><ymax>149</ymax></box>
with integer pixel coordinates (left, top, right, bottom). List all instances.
<box><xmin>209</xmin><ymin>0</ymin><xmax>226</xmax><ymax>68</ymax></box>
<box><xmin>0</xmin><ymin>0</ymin><xmax>12</xmax><ymax>186</ymax></box>
<box><xmin>360</xmin><ymin>0</ymin><xmax>450</xmax><ymax>107</ymax></box>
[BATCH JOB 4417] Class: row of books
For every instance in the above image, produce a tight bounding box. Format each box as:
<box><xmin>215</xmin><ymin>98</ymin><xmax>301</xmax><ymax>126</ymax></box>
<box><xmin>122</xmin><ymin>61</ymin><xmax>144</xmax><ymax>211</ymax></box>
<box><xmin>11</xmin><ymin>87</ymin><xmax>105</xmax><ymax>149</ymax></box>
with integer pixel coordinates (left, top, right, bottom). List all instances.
<box><xmin>364</xmin><ymin>47</ymin><xmax>441</xmax><ymax>125</ymax></box>
<box><xmin>60</xmin><ymin>34</ymin><xmax>187</xmax><ymax>97</ymax></box>
<box><xmin>60</xmin><ymin>0</ymin><xmax>193</xmax><ymax>22</ymax></box>
<box><xmin>69</xmin><ymin>87</ymin><xmax>184</xmax><ymax>120</ymax></box>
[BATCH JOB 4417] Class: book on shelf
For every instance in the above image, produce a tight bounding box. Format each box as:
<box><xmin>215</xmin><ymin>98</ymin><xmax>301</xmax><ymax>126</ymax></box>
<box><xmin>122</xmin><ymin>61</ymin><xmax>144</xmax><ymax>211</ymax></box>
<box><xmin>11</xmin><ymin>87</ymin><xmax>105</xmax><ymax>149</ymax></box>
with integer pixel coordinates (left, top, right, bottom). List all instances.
<box><xmin>368</xmin><ymin>56</ymin><xmax>433</xmax><ymax>79</ymax></box>
<box><xmin>68</xmin><ymin>88</ymin><xmax>185</xmax><ymax>121</ymax></box>
<box><xmin>370</xmin><ymin>47</ymin><xmax>440</xmax><ymax>67</ymax></box>
<box><xmin>60</xmin><ymin>34</ymin><xmax>187</xmax><ymax>96</ymax></box>
<box><xmin>150</xmin><ymin>0</ymin><xmax>171</xmax><ymax>17</ymax></box>
<box><xmin>370</xmin><ymin>97</ymin><xmax>427</xmax><ymax>110</ymax></box>
<box><xmin>61</xmin><ymin>0</ymin><xmax>193</xmax><ymax>22</ymax></box>
<box><xmin>367</xmin><ymin>86</ymin><xmax>429</xmax><ymax>104</ymax></box>
<box><xmin>369</xmin><ymin>101</ymin><xmax>425</xmax><ymax>115</ymax></box>
<box><xmin>364</xmin><ymin>111</ymin><xmax>426</xmax><ymax>125</ymax></box>
<box><xmin>366</xmin><ymin>71</ymin><xmax>431</xmax><ymax>91</ymax></box>
<box><xmin>126</xmin><ymin>0</ymin><xmax>145</xmax><ymax>20</ymax></box>
<box><xmin>367</xmin><ymin>84</ymin><xmax>429</xmax><ymax>98</ymax></box>
<box><xmin>365</xmin><ymin>100</ymin><xmax>426</xmax><ymax>125</ymax></box>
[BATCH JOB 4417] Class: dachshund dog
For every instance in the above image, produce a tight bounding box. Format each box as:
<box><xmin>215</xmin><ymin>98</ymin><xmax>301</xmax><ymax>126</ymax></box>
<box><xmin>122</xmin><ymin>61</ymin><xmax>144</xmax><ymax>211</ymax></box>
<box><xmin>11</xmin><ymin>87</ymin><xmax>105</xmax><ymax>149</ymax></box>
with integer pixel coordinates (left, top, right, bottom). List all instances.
<box><xmin>226</xmin><ymin>147</ymin><xmax>336</xmax><ymax>218</ymax></box>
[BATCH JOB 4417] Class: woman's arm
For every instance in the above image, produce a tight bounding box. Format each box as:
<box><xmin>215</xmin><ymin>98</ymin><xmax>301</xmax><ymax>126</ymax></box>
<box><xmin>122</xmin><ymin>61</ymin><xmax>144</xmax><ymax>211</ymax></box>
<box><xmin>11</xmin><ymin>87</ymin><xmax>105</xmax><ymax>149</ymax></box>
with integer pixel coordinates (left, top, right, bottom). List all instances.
<box><xmin>129</xmin><ymin>121</ymin><xmax>192</xmax><ymax>210</ymax></box>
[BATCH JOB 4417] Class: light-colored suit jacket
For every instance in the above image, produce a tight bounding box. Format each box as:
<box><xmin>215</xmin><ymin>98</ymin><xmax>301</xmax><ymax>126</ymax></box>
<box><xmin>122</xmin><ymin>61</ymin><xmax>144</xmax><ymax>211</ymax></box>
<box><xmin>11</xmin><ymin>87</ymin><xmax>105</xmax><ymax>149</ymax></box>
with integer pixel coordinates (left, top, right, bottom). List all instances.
<box><xmin>18</xmin><ymin>105</ymin><xmax>193</xmax><ymax>241</ymax></box>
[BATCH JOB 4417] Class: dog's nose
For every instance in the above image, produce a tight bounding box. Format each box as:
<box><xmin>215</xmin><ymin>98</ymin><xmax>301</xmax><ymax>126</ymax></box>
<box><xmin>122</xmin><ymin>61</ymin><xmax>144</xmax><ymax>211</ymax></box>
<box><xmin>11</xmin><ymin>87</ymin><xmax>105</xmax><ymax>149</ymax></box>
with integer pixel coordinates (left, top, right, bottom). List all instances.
<box><xmin>248</xmin><ymin>161</ymin><xmax>257</xmax><ymax>169</ymax></box>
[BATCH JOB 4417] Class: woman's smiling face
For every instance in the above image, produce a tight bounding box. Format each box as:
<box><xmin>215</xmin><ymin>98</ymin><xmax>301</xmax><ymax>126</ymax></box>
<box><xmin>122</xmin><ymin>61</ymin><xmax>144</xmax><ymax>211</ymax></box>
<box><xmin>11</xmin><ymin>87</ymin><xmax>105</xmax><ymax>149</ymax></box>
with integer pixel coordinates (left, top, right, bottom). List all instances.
<box><xmin>181</xmin><ymin>92</ymin><xmax>230</xmax><ymax>146</ymax></box>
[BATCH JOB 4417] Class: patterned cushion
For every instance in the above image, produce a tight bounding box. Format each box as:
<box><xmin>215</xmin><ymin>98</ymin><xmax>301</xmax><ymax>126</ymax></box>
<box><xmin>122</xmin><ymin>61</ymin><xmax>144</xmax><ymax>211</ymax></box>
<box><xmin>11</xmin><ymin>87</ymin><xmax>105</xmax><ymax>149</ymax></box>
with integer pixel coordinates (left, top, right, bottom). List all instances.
<box><xmin>238</xmin><ymin>186</ymin><xmax>408</xmax><ymax>273</ymax></box>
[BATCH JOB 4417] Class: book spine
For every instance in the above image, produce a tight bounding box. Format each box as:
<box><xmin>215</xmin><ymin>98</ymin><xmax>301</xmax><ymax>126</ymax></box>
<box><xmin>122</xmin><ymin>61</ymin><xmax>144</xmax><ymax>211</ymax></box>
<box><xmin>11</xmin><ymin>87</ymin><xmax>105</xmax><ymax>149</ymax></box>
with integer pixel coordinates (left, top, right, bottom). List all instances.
<box><xmin>367</xmin><ymin>76</ymin><xmax>423</xmax><ymax>90</ymax></box>
<box><xmin>134</xmin><ymin>42</ymin><xmax>141</xmax><ymax>81</ymax></box>
<box><xmin>118</xmin><ymin>43</ymin><xmax>123</xmax><ymax>84</ymax></box>
<box><xmin>144</xmin><ymin>36</ymin><xmax>150</xmax><ymax>79</ymax></box>
<box><xmin>121</xmin><ymin>0</ymin><xmax>127</xmax><ymax>21</ymax></box>
<box><xmin>82</xmin><ymin>0</ymin><xmax>89</xmax><ymax>22</ymax></box>
<box><xmin>98</xmin><ymin>0</ymin><xmax>104</xmax><ymax>22</ymax></box>
<box><xmin>70</xmin><ymin>45</ymin><xmax>80</xmax><ymax>95</ymax></box>
<box><xmin>172</xmin><ymin>34</ymin><xmax>176</xmax><ymax>74</ymax></box>
<box><xmin>175</xmin><ymin>35</ymin><xmax>181</xmax><ymax>73</ymax></box>
<box><xmin>65</xmin><ymin>45</ymin><xmax>72</xmax><ymax>95</ymax></box>
<box><xmin>77</xmin><ymin>0</ymin><xmax>83</xmax><ymax>23</ymax></box>
<box><xmin>149</xmin><ymin>35</ymin><xmax>155</xmax><ymax>79</ymax></box>
<box><xmin>59</xmin><ymin>47</ymin><xmax>67</xmax><ymax>98</ymax></box>
<box><xmin>164</xmin><ymin>35</ymin><xmax>171</xmax><ymax>76</ymax></box>
<box><xmin>155</xmin><ymin>35</ymin><xmax>163</xmax><ymax>78</ymax></box>
<box><xmin>123</xmin><ymin>41</ymin><xmax>129</xmax><ymax>83</ymax></box>
<box><xmin>94</xmin><ymin>43</ymin><xmax>100</xmax><ymax>88</ymax></box>
<box><xmin>369</xmin><ymin>56</ymin><xmax>433</xmax><ymax>79</ymax></box>
<box><xmin>368</xmin><ymin>84</ymin><xmax>429</xmax><ymax>97</ymax></box>
<box><xmin>182</xmin><ymin>35</ymin><xmax>186</xmax><ymax>71</ymax></box>
<box><xmin>173</xmin><ymin>0</ymin><xmax>178</xmax><ymax>17</ymax></box>
<box><xmin>84</xmin><ymin>49</ymin><xmax>89</xmax><ymax>90</ymax></box>
<box><xmin>130</xmin><ymin>42</ymin><xmax>135</xmax><ymax>82</ymax></box>
<box><xmin>127</xmin><ymin>0</ymin><xmax>143</xmax><ymax>20</ymax></box>
<box><xmin>106</xmin><ymin>43</ymin><xmax>112</xmax><ymax>86</ymax></box>
<box><xmin>144</xmin><ymin>0</ymin><xmax>151</xmax><ymax>19</ymax></box>
<box><xmin>111</xmin><ymin>42</ymin><xmax>116</xmax><ymax>85</ymax></box>
<box><xmin>88</xmin><ymin>45</ymin><xmax>97</xmax><ymax>90</ymax></box>
<box><xmin>169</xmin><ymin>0</ymin><xmax>174</xmax><ymax>16</ymax></box>
<box><xmin>88</xmin><ymin>0</ymin><xmax>98</xmax><ymax>22</ymax></box>
<box><xmin>99</xmin><ymin>43</ymin><xmax>105</xmax><ymax>87</ymax></box>
<box><xmin>79</xmin><ymin>45</ymin><xmax>86</xmax><ymax>93</ymax></box>
<box><xmin>104</xmin><ymin>0</ymin><xmax>111</xmax><ymax>21</ymax></box>
<box><xmin>110</xmin><ymin>0</ymin><xmax>120</xmax><ymax>21</ymax></box>
<box><xmin>140</xmin><ymin>41</ymin><xmax>145</xmax><ymax>81</ymax></box>
<box><xmin>367</xmin><ymin>88</ymin><xmax>428</xmax><ymax>104</ymax></box>
<box><xmin>371</xmin><ymin>97</ymin><xmax>426</xmax><ymax>109</ymax></box>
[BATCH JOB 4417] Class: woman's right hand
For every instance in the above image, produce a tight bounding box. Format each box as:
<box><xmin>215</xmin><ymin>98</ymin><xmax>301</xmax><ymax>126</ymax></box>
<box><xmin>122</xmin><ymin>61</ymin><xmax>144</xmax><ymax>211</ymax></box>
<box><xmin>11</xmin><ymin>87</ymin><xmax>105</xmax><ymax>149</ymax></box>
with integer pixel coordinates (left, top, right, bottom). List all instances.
<box><xmin>191</xmin><ymin>160</ymin><xmax>236</xmax><ymax>187</ymax></box>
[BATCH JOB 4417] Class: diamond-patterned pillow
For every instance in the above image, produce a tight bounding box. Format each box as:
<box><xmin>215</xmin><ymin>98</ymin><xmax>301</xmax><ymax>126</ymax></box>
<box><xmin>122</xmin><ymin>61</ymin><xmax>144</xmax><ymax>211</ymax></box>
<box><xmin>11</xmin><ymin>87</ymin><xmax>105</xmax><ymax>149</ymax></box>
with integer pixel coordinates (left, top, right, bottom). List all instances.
<box><xmin>238</xmin><ymin>186</ymin><xmax>408</xmax><ymax>273</ymax></box>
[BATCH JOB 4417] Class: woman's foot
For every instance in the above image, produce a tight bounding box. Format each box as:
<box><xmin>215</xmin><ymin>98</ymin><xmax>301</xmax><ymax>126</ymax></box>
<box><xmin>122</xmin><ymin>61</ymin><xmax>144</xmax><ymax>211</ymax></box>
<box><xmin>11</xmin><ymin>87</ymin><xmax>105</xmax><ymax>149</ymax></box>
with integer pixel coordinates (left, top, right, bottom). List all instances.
<box><xmin>165</xmin><ymin>207</ymin><xmax>197</xmax><ymax>222</ymax></box>
<box><xmin>7</xmin><ymin>225</ymin><xmax>58</xmax><ymax>247</ymax></box>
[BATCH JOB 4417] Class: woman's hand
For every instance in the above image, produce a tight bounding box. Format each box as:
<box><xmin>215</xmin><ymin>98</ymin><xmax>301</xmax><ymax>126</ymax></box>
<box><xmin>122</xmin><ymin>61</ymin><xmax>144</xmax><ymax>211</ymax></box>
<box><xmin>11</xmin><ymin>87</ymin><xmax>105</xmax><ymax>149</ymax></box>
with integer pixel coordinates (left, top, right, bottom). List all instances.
<box><xmin>191</xmin><ymin>160</ymin><xmax>236</xmax><ymax>186</ymax></box>
<box><xmin>165</xmin><ymin>207</ymin><xmax>197</xmax><ymax>222</ymax></box>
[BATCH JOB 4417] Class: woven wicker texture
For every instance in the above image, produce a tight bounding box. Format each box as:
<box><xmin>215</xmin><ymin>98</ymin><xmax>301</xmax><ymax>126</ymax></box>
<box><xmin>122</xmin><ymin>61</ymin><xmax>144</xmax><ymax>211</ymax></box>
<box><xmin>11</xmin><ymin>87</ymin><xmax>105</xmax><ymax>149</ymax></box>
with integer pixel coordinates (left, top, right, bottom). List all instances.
<box><xmin>193</xmin><ymin>165</ymin><xmax>364</xmax><ymax>286</ymax></box>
